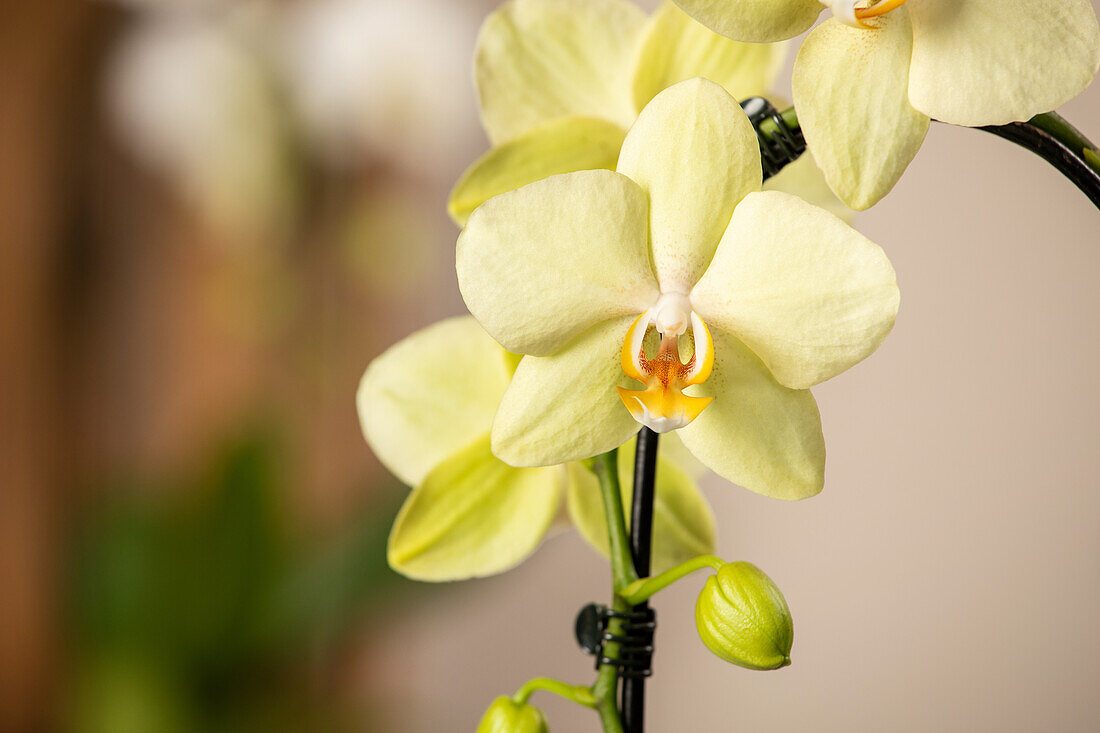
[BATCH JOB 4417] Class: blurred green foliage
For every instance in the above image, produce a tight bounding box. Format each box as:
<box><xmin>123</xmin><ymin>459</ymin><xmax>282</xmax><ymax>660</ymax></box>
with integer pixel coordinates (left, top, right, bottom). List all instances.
<box><xmin>67</xmin><ymin>433</ymin><xmax>415</xmax><ymax>732</ymax></box>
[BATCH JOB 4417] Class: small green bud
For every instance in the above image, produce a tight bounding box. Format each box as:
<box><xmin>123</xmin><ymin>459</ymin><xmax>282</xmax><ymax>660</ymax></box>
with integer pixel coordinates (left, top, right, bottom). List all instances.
<box><xmin>695</xmin><ymin>561</ymin><xmax>793</xmax><ymax>670</ymax></box>
<box><xmin>476</xmin><ymin>696</ymin><xmax>549</xmax><ymax>733</ymax></box>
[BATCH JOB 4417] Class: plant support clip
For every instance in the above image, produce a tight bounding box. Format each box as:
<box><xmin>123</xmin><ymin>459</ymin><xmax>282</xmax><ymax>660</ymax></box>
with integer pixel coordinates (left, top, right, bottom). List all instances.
<box><xmin>574</xmin><ymin>602</ymin><xmax>657</xmax><ymax>679</ymax></box>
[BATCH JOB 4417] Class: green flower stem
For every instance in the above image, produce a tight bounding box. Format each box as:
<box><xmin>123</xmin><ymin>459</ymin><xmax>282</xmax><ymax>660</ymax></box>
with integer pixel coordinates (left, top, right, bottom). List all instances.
<box><xmin>594</xmin><ymin>449</ymin><xmax>637</xmax><ymax>593</ymax></box>
<box><xmin>619</xmin><ymin>555</ymin><xmax>726</xmax><ymax>606</ymax></box>
<box><xmin>590</xmin><ymin>450</ymin><xmax>640</xmax><ymax>733</ymax></box>
<box><xmin>512</xmin><ymin>678</ymin><xmax>596</xmax><ymax>708</ymax></box>
<box><xmin>592</xmin><ymin>597</ymin><xmax>631</xmax><ymax>733</ymax></box>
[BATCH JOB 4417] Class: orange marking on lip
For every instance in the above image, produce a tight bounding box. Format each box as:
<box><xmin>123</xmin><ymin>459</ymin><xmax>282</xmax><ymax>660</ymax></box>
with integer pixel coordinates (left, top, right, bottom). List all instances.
<box><xmin>618</xmin><ymin>317</ymin><xmax>714</xmax><ymax>432</ymax></box>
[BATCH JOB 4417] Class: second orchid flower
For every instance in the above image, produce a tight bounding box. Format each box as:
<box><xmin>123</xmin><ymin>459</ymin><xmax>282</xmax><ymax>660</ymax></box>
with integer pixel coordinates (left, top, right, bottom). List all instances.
<box><xmin>457</xmin><ymin>79</ymin><xmax>900</xmax><ymax>501</ymax></box>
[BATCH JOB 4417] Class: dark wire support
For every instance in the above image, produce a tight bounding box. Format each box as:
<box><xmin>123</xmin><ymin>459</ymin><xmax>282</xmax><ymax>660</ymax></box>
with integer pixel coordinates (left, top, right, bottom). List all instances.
<box><xmin>975</xmin><ymin>120</ymin><xmax>1100</xmax><ymax>210</ymax></box>
<box><xmin>739</xmin><ymin>97</ymin><xmax>807</xmax><ymax>181</ymax></box>
<box><xmin>622</xmin><ymin>427</ymin><xmax>659</xmax><ymax>733</ymax></box>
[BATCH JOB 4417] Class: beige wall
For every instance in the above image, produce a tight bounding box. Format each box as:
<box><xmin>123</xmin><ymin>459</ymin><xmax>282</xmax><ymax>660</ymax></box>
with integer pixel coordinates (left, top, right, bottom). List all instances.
<box><xmin>367</xmin><ymin>5</ymin><xmax>1100</xmax><ymax>731</ymax></box>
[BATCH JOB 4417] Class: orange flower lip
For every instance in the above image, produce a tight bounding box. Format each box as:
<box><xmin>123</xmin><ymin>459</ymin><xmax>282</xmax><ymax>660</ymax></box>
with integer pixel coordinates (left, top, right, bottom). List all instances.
<box><xmin>617</xmin><ymin>305</ymin><xmax>715</xmax><ymax>434</ymax></box>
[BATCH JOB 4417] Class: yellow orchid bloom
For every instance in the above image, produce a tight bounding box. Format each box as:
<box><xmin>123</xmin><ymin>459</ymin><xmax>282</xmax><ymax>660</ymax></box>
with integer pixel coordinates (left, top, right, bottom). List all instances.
<box><xmin>449</xmin><ymin>0</ymin><xmax>849</xmax><ymax>226</ymax></box>
<box><xmin>357</xmin><ymin>317</ymin><xmax>715</xmax><ymax>582</ymax></box>
<box><xmin>457</xmin><ymin>79</ymin><xmax>900</xmax><ymax>501</ymax></box>
<box><xmin>675</xmin><ymin>0</ymin><xmax>1100</xmax><ymax>209</ymax></box>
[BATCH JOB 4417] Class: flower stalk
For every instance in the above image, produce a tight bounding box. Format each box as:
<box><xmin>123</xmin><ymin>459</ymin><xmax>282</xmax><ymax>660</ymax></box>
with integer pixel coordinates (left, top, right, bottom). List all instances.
<box><xmin>594</xmin><ymin>449</ymin><xmax>636</xmax><ymax>593</ymax></box>
<box><xmin>512</xmin><ymin>678</ymin><xmax>597</xmax><ymax>708</ymax></box>
<box><xmin>980</xmin><ymin>112</ymin><xmax>1100</xmax><ymax>209</ymax></box>
<box><xmin>765</xmin><ymin>106</ymin><xmax>1100</xmax><ymax>209</ymax></box>
<box><xmin>591</xmin><ymin>449</ymin><xmax>638</xmax><ymax>733</ymax></box>
<box><xmin>620</xmin><ymin>555</ymin><xmax>726</xmax><ymax>606</ymax></box>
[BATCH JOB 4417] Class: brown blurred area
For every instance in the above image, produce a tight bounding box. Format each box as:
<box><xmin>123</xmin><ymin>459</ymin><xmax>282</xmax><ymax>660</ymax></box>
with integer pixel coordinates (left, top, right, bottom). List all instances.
<box><xmin>1</xmin><ymin>0</ymin><xmax>490</xmax><ymax>730</ymax></box>
<box><xmin>3</xmin><ymin>0</ymin><xmax>1100</xmax><ymax>732</ymax></box>
<box><xmin>3</xmin><ymin>2</ymin><xmax>91</xmax><ymax>726</ymax></box>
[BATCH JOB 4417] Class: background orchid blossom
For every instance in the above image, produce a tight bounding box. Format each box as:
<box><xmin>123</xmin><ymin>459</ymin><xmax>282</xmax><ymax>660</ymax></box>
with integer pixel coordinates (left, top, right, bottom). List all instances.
<box><xmin>357</xmin><ymin>316</ymin><xmax>716</xmax><ymax>581</ymax></box>
<box><xmin>448</xmin><ymin>0</ymin><xmax>848</xmax><ymax>226</ymax></box>
<box><xmin>107</xmin><ymin>5</ymin><xmax>294</xmax><ymax>237</ymax></box>
<box><xmin>457</xmin><ymin>79</ymin><xmax>900</xmax><ymax>501</ymax></box>
<box><xmin>674</xmin><ymin>0</ymin><xmax>1100</xmax><ymax>209</ymax></box>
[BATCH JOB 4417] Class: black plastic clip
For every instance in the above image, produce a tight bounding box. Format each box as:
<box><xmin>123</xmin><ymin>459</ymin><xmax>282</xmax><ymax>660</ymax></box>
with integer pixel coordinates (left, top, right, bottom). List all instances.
<box><xmin>574</xmin><ymin>602</ymin><xmax>657</xmax><ymax>679</ymax></box>
<box><xmin>739</xmin><ymin>97</ymin><xmax>806</xmax><ymax>181</ymax></box>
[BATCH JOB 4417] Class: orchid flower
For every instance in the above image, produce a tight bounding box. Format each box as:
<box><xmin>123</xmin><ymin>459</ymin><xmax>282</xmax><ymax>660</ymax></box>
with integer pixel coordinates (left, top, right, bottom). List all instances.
<box><xmin>448</xmin><ymin>0</ymin><xmax>848</xmax><ymax>226</ymax></box>
<box><xmin>674</xmin><ymin>0</ymin><xmax>1100</xmax><ymax>209</ymax></box>
<box><xmin>357</xmin><ymin>317</ymin><xmax>715</xmax><ymax>581</ymax></box>
<box><xmin>457</xmin><ymin>79</ymin><xmax>899</xmax><ymax>500</ymax></box>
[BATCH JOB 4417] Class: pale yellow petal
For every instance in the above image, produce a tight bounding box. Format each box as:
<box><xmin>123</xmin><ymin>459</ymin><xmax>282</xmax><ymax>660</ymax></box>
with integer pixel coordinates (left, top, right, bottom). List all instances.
<box><xmin>357</xmin><ymin>317</ymin><xmax>509</xmax><ymax>486</ymax></box>
<box><xmin>678</xmin><ymin>330</ymin><xmax>825</xmax><ymax>500</ymax></box>
<box><xmin>491</xmin><ymin>317</ymin><xmax>640</xmax><ymax>467</ymax></box>
<box><xmin>617</xmin><ymin>78</ymin><xmax>761</xmax><ymax>293</ymax></box>
<box><xmin>448</xmin><ymin>116</ymin><xmax>626</xmax><ymax>227</ymax></box>
<box><xmin>762</xmin><ymin>149</ymin><xmax>855</xmax><ymax>223</ymax></box>
<box><xmin>476</xmin><ymin>0</ymin><xmax>646</xmax><ymax>144</ymax></box>
<box><xmin>457</xmin><ymin>170</ymin><xmax>659</xmax><ymax>356</ymax></box>
<box><xmin>565</xmin><ymin>443</ymin><xmax>716</xmax><ymax>574</ymax></box>
<box><xmin>672</xmin><ymin>0</ymin><xmax>823</xmax><ymax>43</ymax></box>
<box><xmin>388</xmin><ymin>435</ymin><xmax>562</xmax><ymax>581</ymax></box>
<box><xmin>907</xmin><ymin>0</ymin><xmax>1100</xmax><ymax>126</ymax></box>
<box><xmin>791</xmin><ymin>13</ymin><xmax>930</xmax><ymax>210</ymax></box>
<box><xmin>691</xmin><ymin>191</ymin><xmax>898</xmax><ymax>390</ymax></box>
<box><xmin>756</xmin><ymin>93</ymin><xmax>855</xmax><ymax>220</ymax></box>
<box><xmin>631</xmin><ymin>2</ymin><xmax>788</xmax><ymax>113</ymax></box>
<box><xmin>659</xmin><ymin>431</ymin><xmax>708</xmax><ymax>479</ymax></box>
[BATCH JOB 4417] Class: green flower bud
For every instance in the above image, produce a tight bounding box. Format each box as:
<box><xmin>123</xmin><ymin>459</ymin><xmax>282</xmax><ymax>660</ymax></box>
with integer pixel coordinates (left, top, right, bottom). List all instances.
<box><xmin>695</xmin><ymin>561</ymin><xmax>793</xmax><ymax>670</ymax></box>
<box><xmin>476</xmin><ymin>696</ymin><xmax>549</xmax><ymax>733</ymax></box>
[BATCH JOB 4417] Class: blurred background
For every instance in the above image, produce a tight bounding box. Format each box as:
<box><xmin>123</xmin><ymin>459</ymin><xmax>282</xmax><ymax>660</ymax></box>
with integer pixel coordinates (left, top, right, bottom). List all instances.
<box><xmin>2</xmin><ymin>0</ymin><xmax>1099</xmax><ymax>731</ymax></box>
